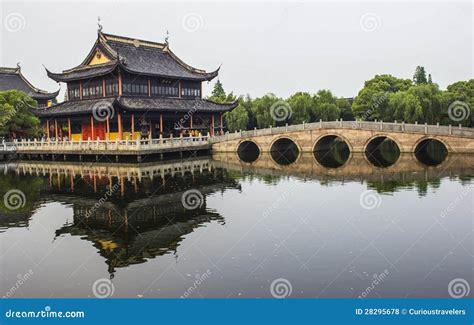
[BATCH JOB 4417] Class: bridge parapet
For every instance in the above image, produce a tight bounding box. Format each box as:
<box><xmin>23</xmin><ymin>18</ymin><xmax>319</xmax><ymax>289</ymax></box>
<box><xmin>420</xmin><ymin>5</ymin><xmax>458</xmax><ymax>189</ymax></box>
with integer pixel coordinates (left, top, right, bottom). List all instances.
<box><xmin>210</xmin><ymin>120</ymin><xmax>474</xmax><ymax>143</ymax></box>
<box><xmin>210</xmin><ymin>120</ymin><xmax>474</xmax><ymax>153</ymax></box>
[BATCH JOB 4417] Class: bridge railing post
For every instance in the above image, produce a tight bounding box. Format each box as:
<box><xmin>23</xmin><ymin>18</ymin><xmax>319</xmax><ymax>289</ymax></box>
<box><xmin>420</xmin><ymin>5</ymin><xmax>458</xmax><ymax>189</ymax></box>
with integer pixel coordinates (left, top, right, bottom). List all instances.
<box><xmin>401</xmin><ymin>121</ymin><xmax>405</xmax><ymax>132</ymax></box>
<box><xmin>449</xmin><ymin>124</ymin><xmax>452</xmax><ymax>135</ymax></box>
<box><xmin>319</xmin><ymin>119</ymin><xmax>322</xmax><ymax>128</ymax></box>
<box><xmin>424</xmin><ymin>123</ymin><xmax>428</xmax><ymax>134</ymax></box>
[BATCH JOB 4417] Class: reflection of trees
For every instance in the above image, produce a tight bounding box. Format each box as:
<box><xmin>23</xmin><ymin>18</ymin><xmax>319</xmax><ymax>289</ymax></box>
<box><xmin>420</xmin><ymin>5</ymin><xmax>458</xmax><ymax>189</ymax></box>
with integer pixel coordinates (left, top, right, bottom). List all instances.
<box><xmin>366</xmin><ymin>177</ymin><xmax>442</xmax><ymax>196</ymax></box>
<box><xmin>0</xmin><ymin>173</ymin><xmax>43</xmax><ymax>230</ymax></box>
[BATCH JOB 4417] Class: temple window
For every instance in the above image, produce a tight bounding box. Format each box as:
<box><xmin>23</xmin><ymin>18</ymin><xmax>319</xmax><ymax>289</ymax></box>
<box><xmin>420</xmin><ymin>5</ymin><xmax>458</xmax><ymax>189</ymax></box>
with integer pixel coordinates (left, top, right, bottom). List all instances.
<box><xmin>105</xmin><ymin>76</ymin><xmax>119</xmax><ymax>96</ymax></box>
<box><xmin>123</xmin><ymin>74</ymin><xmax>148</xmax><ymax>96</ymax></box>
<box><xmin>67</xmin><ymin>82</ymin><xmax>81</xmax><ymax>101</ymax></box>
<box><xmin>181</xmin><ymin>81</ymin><xmax>201</xmax><ymax>98</ymax></box>
<box><xmin>151</xmin><ymin>78</ymin><xmax>179</xmax><ymax>97</ymax></box>
<box><xmin>82</xmin><ymin>78</ymin><xmax>103</xmax><ymax>99</ymax></box>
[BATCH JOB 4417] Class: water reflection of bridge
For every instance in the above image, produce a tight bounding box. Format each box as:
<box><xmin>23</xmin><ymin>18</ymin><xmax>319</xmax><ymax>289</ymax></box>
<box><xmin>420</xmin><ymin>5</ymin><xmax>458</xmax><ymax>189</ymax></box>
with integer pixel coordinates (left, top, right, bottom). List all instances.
<box><xmin>212</xmin><ymin>152</ymin><xmax>474</xmax><ymax>183</ymax></box>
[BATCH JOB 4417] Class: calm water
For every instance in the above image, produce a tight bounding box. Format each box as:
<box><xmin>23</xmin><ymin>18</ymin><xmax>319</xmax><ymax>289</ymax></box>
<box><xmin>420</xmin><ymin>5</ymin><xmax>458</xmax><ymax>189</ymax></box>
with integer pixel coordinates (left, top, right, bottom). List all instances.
<box><xmin>0</xmin><ymin>150</ymin><xmax>473</xmax><ymax>298</ymax></box>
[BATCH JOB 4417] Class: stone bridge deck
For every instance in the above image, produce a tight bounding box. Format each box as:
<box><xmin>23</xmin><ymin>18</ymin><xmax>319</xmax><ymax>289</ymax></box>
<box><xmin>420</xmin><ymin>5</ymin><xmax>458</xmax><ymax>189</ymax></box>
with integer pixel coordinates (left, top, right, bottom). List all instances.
<box><xmin>210</xmin><ymin>121</ymin><xmax>474</xmax><ymax>153</ymax></box>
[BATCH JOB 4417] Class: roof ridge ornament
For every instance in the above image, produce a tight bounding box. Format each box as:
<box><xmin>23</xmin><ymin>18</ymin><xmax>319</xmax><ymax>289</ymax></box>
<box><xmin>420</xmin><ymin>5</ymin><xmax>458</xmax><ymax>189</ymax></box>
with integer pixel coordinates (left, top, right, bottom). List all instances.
<box><xmin>16</xmin><ymin>62</ymin><xmax>21</xmax><ymax>71</ymax></box>
<box><xmin>165</xmin><ymin>30</ymin><xmax>170</xmax><ymax>46</ymax></box>
<box><xmin>97</xmin><ymin>16</ymin><xmax>103</xmax><ymax>34</ymax></box>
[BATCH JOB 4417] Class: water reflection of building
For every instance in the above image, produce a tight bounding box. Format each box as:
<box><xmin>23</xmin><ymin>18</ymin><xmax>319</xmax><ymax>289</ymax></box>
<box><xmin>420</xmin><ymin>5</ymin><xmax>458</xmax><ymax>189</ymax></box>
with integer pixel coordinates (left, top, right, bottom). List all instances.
<box><xmin>1</xmin><ymin>158</ymin><xmax>239</xmax><ymax>275</ymax></box>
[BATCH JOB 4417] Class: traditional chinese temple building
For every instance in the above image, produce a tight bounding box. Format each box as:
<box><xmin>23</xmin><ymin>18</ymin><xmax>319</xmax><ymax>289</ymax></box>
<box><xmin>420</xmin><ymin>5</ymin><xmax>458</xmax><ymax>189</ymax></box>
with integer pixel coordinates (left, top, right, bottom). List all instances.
<box><xmin>0</xmin><ymin>66</ymin><xmax>58</xmax><ymax>107</ymax></box>
<box><xmin>33</xmin><ymin>30</ymin><xmax>236</xmax><ymax>141</ymax></box>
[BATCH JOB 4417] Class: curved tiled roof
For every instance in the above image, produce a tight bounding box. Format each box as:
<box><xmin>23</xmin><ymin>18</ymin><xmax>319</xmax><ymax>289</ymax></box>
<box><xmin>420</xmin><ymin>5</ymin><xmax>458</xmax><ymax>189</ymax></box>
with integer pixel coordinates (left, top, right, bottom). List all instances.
<box><xmin>46</xmin><ymin>32</ymin><xmax>219</xmax><ymax>82</ymax></box>
<box><xmin>0</xmin><ymin>66</ymin><xmax>59</xmax><ymax>100</ymax></box>
<box><xmin>46</xmin><ymin>61</ymin><xmax>119</xmax><ymax>82</ymax></box>
<box><xmin>30</xmin><ymin>96</ymin><xmax>236</xmax><ymax>117</ymax></box>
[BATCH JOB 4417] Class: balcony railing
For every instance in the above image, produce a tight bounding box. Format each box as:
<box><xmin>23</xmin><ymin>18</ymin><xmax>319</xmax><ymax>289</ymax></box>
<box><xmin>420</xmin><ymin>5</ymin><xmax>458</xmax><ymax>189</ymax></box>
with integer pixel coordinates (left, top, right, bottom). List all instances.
<box><xmin>10</xmin><ymin>135</ymin><xmax>210</xmax><ymax>154</ymax></box>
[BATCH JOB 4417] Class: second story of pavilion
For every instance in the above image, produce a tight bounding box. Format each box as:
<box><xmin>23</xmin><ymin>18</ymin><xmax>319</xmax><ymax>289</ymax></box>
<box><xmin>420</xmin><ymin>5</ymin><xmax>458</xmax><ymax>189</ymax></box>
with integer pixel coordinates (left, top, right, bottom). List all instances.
<box><xmin>45</xmin><ymin>31</ymin><xmax>220</xmax><ymax>101</ymax></box>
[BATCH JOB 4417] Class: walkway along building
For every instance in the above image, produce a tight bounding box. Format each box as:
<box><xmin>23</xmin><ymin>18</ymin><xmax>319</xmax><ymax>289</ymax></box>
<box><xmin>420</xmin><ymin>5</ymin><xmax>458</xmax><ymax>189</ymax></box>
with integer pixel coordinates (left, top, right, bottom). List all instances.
<box><xmin>0</xmin><ymin>66</ymin><xmax>58</xmax><ymax>107</ymax></box>
<box><xmin>32</xmin><ymin>31</ymin><xmax>236</xmax><ymax>141</ymax></box>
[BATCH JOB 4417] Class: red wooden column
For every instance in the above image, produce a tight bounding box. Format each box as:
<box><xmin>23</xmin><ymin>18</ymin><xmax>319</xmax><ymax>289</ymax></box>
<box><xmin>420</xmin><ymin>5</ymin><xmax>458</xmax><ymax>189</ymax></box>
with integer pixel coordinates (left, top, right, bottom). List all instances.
<box><xmin>159</xmin><ymin>113</ymin><xmax>163</xmax><ymax>135</ymax></box>
<box><xmin>131</xmin><ymin>114</ymin><xmax>135</xmax><ymax>139</ymax></box>
<box><xmin>118</xmin><ymin>71</ymin><xmax>123</xmax><ymax>96</ymax></box>
<box><xmin>106</xmin><ymin>115</ymin><xmax>110</xmax><ymax>140</ymax></box>
<box><xmin>220</xmin><ymin>113</ymin><xmax>223</xmax><ymax>135</ymax></box>
<box><xmin>118</xmin><ymin>112</ymin><xmax>123</xmax><ymax>140</ymax></box>
<box><xmin>210</xmin><ymin>114</ymin><xmax>215</xmax><ymax>136</ymax></box>
<box><xmin>46</xmin><ymin>120</ymin><xmax>50</xmax><ymax>139</ymax></box>
<box><xmin>54</xmin><ymin>119</ymin><xmax>58</xmax><ymax>139</ymax></box>
<box><xmin>68</xmin><ymin>118</ymin><xmax>72</xmax><ymax>140</ymax></box>
<box><xmin>90</xmin><ymin>116</ymin><xmax>95</xmax><ymax>140</ymax></box>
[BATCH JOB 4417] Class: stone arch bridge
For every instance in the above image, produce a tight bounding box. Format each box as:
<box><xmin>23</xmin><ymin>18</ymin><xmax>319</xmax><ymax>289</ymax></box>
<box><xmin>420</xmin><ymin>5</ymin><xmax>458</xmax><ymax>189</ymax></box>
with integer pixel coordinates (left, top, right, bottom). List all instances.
<box><xmin>210</xmin><ymin>120</ymin><xmax>474</xmax><ymax>154</ymax></box>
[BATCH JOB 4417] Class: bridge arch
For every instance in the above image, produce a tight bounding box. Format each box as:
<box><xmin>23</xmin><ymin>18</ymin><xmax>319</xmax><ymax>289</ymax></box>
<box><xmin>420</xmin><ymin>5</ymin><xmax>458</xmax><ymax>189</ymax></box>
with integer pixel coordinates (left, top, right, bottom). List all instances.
<box><xmin>413</xmin><ymin>137</ymin><xmax>449</xmax><ymax>166</ymax></box>
<box><xmin>364</xmin><ymin>134</ymin><xmax>401</xmax><ymax>167</ymax></box>
<box><xmin>236</xmin><ymin>140</ymin><xmax>261</xmax><ymax>163</ymax></box>
<box><xmin>269</xmin><ymin>136</ymin><xmax>301</xmax><ymax>166</ymax></box>
<box><xmin>313</xmin><ymin>134</ymin><xmax>352</xmax><ymax>168</ymax></box>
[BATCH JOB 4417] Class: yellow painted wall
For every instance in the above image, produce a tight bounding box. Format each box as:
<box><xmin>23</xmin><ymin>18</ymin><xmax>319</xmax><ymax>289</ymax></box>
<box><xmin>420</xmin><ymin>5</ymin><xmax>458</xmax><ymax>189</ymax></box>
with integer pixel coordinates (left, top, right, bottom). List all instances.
<box><xmin>88</xmin><ymin>50</ymin><xmax>111</xmax><ymax>66</ymax></box>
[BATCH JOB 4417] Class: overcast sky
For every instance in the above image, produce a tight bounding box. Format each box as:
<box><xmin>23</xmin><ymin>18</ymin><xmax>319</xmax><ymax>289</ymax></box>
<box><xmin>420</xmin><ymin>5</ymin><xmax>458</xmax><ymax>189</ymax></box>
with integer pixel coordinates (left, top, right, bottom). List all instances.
<box><xmin>0</xmin><ymin>1</ymin><xmax>472</xmax><ymax>99</ymax></box>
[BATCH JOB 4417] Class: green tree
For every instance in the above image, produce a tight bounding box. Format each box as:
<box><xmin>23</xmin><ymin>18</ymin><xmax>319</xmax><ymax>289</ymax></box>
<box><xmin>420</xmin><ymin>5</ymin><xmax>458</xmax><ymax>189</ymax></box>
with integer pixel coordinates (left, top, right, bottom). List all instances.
<box><xmin>223</xmin><ymin>96</ymin><xmax>250</xmax><ymax>132</ymax></box>
<box><xmin>287</xmin><ymin>92</ymin><xmax>312</xmax><ymax>124</ymax></box>
<box><xmin>336</xmin><ymin>98</ymin><xmax>353</xmax><ymax>120</ymax></box>
<box><xmin>413</xmin><ymin>66</ymin><xmax>428</xmax><ymax>85</ymax></box>
<box><xmin>352</xmin><ymin>74</ymin><xmax>412</xmax><ymax>120</ymax></box>
<box><xmin>313</xmin><ymin>90</ymin><xmax>340</xmax><ymax>121</ymax></box>
<box><xmin>208</xmin><ymin>80</ymin><xmax>226</xmax><ymax>102</ymax></box>
<box><xmin>445</xmin><ymin>79</ymin><xmax>474</xmax><ymax>126</ymax></box>
<box><xmin>388</xmin><ymin>91</ymin><xmax>423</xmax><ymax>123</ymax></box>
<box><xmin>0</xmin><ymin>90</ymin><xmax>41</xmax><ymax>139</ymax></box>
<box><xmin>251</xmin><ymin>94</ymin><xmax>282</xmax><ymax>128</ymax></box>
